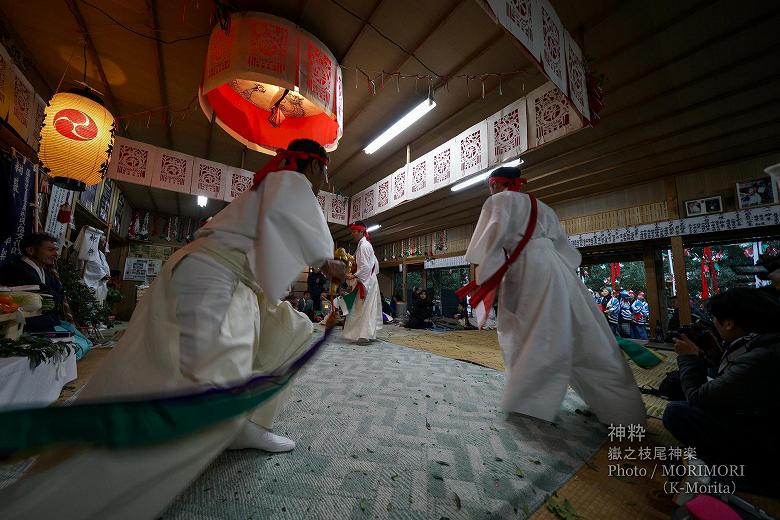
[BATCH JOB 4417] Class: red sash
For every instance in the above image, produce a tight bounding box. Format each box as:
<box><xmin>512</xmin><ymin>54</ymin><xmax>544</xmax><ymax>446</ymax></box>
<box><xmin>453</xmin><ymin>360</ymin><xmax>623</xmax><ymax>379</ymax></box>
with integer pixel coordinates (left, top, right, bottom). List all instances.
<box><xmin>456</xmin><ymin>194</ymin><xmax>538</xmax><ymax>306</ymax></box>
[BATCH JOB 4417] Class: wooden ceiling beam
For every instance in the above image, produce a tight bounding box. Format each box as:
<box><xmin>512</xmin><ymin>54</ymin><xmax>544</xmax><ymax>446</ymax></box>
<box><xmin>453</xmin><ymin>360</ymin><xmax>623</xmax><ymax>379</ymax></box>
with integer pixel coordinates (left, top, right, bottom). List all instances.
<box><xmin>332</xmin><ymin>27</ymin><xmax>511</xmax><ymax>185</ymax></box>
<box><xmin>63</xmin><ymin>0</ymin><xmax>125</xmax><ymax>134</ymax></box>
<box><xmin>337</xmin><ymin>0</ymin><xmax>384</xmax><ymax>63</ymax></box>
<box><xmin>347</xmin><ymin>121</ymin><xmax>780</xmax><ymax>244</ymax></box>
<box><xmin>526</xmin><ymin>69</ymin><xmax>780</xmax><ymax>178</ymax></box>
<box><xmin>341</xmin><ymin>0</ymin><xmax>465</xmax><ymax>129</ymax></box>
<box><xmin>146</xmin><ymin>0</ymin><xmax>173</xmax><ymax>149</ymax></box>
<box><xmin>527</xmin><ymin>85</ymin><xmax>780</xmax><ymax>184</ymax></box>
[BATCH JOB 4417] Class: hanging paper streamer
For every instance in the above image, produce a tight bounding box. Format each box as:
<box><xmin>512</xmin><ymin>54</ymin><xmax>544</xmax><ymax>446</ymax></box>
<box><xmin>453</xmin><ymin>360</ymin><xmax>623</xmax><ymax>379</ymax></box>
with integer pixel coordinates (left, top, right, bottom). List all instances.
<box><xmin>456</xmin><ymin>121</ymin><xmax>489</xmax><ymax>180</ymax></box>
<box><xmin>564</xmin><ymin>31</ymin><xmax>590</xmax><ymax>120</ymax></box>
<box><xmin>150</xmin><ymin>149</ymin><xmax>194</xmax><ymax>194</ymax></box>
<box><xmin>361</xmin><ymin>184</ymin><xmax>376</xmax><ymax>219</ymax></box>
<box><xmin>538</xmin><ymin>0</ymin><xmax>567</xmax><ymax>95</ymax></box>
<box><xmin>108</xmin><ymin>137</ymin><xmax>158</xmax><ymax>186</ymax></box>
<box><xmin>526</xmin><ymin>82</ymin><xmax>582</xmax><ymax>148</ymax></box>
<box><xmin>0</xmin><ymin>156</ymin><xmax>35</xmax><ymax>263</ymax></box>
<box><xmin>487</xmin><ymin>97</ymin><xmax>528</xmax><ymax>166</ymax></box>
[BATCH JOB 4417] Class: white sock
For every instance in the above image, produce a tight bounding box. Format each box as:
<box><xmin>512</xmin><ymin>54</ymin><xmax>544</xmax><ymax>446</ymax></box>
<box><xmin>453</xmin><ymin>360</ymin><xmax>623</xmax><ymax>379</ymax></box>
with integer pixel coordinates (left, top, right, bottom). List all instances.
<box><xmin>228</xmin><ymin>422</ymin><xmax>296</xmax><ymax>452</ymax></box>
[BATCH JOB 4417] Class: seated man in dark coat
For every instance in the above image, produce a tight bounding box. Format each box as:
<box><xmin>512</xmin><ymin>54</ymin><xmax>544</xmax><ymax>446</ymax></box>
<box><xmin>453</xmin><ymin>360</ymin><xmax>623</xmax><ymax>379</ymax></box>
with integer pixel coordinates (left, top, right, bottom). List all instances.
<box><xmin>0</xmin><ymin>233</ymin><xmax>71</xmax><ymax>331</ymax></box>
<box><xmin>663</xmin><ymin>288</ymin><xmax>780</xmax><ymax>496</ymax></box>
<box><xmin>405</xmin><ymin>289</ymin><xmax>433</xmax><ymax>329</ymax></box>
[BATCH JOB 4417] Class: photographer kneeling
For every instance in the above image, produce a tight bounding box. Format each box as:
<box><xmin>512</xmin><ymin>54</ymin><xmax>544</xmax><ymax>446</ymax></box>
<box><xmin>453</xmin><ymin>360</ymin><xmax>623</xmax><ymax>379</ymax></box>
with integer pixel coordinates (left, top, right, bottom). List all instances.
<box><xmin>663</xmin><ymin>288</ymin><xmax>780</xmax><ymax>495</ymax></box>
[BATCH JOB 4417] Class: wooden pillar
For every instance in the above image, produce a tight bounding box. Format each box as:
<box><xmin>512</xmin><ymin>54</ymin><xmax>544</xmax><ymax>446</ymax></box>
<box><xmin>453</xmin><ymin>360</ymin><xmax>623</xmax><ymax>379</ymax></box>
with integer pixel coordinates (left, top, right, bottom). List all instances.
<box><xmin>642</xmin><ymin>243</ymin><xmax>661</xmax><ymax>333</ymax></box>
<box><xmin>665</xmin><ymin>177</ymin><xmax>691</xmax><ymax>325</ymax></box>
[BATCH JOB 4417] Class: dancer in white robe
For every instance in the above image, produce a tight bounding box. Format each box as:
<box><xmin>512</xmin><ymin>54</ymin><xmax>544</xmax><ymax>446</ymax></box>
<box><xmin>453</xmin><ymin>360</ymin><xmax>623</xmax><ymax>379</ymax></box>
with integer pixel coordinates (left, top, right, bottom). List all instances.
<box><xmin>0</xmin><ymin>139</ymin><xmax>346</xmax><ymax>520</ymax></box>
<box><xmin>342</xmin><ymin>221</ymin><xmax>382</xmax><ymax>343</ymax></box>
<box><xmin>82</xmin><ymin>236</ymin><xmax>111</xmax><ymax>305</ymax></box>
<box><xmin>463</xmin><ymin>166</ymin><xmax>645</xmax><ymax>426</ymax></box>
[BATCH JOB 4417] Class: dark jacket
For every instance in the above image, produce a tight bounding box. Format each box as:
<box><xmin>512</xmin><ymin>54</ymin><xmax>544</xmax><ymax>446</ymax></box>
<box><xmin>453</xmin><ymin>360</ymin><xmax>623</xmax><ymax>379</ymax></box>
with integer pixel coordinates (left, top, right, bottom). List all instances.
<box><xmin>0</xmin><ymin>257</ymin><xmax>65</xmax><ymax>331</ymax></box>
<box><xmin>677</xmin><ymin>332</ymin><xmax>780</xmax><ymax>419</ymax></box>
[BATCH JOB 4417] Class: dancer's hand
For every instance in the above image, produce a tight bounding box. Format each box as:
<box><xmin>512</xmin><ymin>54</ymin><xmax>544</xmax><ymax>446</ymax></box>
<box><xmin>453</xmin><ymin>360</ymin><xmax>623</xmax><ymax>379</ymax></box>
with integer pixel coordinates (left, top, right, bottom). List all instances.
<box><xmin>321</xmin><ymin>260</ymin><xmax>346</xmax><ymax>283</ymax></box>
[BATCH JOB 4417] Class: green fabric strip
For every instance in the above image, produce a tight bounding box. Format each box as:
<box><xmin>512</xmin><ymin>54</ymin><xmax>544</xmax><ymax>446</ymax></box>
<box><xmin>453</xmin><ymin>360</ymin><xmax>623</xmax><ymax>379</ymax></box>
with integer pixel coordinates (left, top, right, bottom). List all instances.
<box><xmin>616</xmin><ymin>336</ymin><xmax>663</xmax><ymax>369</ymax></box>
<box><xmin>0</xmin><ymin>373</ymin><xmax>292</xmax><ymax>455</ymax></box>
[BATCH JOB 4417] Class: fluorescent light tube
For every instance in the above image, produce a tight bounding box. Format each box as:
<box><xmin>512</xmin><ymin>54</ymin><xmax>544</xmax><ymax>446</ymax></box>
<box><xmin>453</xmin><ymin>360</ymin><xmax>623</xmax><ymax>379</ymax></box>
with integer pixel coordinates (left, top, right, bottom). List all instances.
<box><xmin>366</xmin><ymin>224</ymin><xmax>381</xmax><ymax>232</ymax></box>
<box><xmin>450</xmin><ymin>159</ymin><xmax>524</xmax><ymax>192</ymax></box>
<box><xmin>197</xmin><ymin>196</ymin><xmax>208</xmax><ymax>207</ymax></box>
<box><xmin>364</xmin><ymin>99</ymin><xmax>437</xmax><ymax>154</ymax></box>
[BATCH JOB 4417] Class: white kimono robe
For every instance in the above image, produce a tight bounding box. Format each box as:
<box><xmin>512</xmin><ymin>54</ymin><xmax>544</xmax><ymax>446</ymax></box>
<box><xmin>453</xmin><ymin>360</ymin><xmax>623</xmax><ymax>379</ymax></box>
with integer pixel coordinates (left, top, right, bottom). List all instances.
<box><xmin>0</xmin><ymin>171</ymin><xmax>334</xmax><ymax>520</ymax></box>
<box><xmin>465</xmin><ymin>191</ymin><xmax>645</xmax><ymax>426</ymax></box>
<box><xmin>83</xmin><ymin>250</ymin><xmax>110</xmax><ymax>305</ymax></box>
<box><xmin>342</xmin><ymin>236</ymin><xmax>382</xmax><ymax>341</ymax></box>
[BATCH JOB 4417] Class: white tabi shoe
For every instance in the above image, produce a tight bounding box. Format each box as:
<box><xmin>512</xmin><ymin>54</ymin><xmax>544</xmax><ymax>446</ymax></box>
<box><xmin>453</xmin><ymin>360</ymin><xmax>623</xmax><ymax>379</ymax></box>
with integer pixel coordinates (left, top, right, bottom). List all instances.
<box><xmin>228</xmin><ymin>422</ymin><xmax>296</xmax><ymax>452</ymax></box>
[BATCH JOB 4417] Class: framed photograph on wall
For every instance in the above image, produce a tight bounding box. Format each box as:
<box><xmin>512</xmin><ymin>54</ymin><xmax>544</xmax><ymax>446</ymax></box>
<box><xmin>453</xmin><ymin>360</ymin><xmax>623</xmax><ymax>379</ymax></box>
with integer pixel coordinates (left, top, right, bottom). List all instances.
<box><xmin>736</xmin><ymin>177</ymin><xmax>778</xmax><ymax>209</ymax></box>
<box><xmin>685</xmin><ymin>195</ymin><xmax>722</xmax><ymax>217</ymax></box>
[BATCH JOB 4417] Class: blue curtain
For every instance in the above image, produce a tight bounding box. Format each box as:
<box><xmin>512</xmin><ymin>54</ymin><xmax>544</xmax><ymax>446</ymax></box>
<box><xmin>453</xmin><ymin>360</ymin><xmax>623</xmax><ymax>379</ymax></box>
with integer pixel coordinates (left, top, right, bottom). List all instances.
<box><xmin>0</xmin><ymin>153</ymin><xmax>35</xmax><ymax>266</ymax></box>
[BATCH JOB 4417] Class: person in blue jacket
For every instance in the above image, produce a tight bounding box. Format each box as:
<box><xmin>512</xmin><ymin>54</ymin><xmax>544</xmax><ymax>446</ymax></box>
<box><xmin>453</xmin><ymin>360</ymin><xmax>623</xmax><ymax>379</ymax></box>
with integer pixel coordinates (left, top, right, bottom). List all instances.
<box><xmin>631</xmin><ymin>291</ymin><xmax>650</xmax><ymax>340</ymax></box>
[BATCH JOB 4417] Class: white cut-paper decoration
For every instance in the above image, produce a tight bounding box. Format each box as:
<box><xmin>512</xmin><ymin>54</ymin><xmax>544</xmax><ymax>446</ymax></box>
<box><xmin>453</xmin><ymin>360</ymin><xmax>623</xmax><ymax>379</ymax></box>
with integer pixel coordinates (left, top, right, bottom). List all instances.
<box><xmin>375</xmin><ymin>175</ymin><xmax>394</xmax><ymax>213</ymax></box>
<box><xmin>349</xmin><ymin>191</ymin><xmax>362</xmax><ymax>223</ymax></box>
<box><xmin>362</xmin><ymin>184</ymin><xmax>377</xmax><ymax>219</ymax></box>
<box><xmin>392</xmin><ymin>164</ymin><xmax>410</xmax><ymax>205</ymax></box>
<box><xmin>329</xmin><ymin>193</ymin><xmax>349</xmax><ymax>225</ymax></box>
<box><xmin>409</xmin><ymin>152</ymin><xmax>433</xmax><ymax>199</ymax></box>
<box><xmin>191</xmin><ymin>157</ymin><xmax>228</xmax><ymax>200</ymax></box>
<box><xmin>431</xmin><ymin>138</ymin><xmax>460</xmax><ymax>191</ymax></box>
<box><xmin>538</xmin><ymin>0</ymin><xmax>567</xmax><ymax>94</ymax></box>
<box><xmin>487</xmin><ymin>97</ymin><xmax>528</xmax><ymax>166</ymax></box>
<box><xmin>526</xmin><ymin>82</ymin><xmax>582</xmax><ymax>149</ymax></box>
<box><xmin>108</xmin><ymin>137</ymin><xmax>158</xmax><ymax>186</ymax></box>
<box><xmin>150</xmin><ymin>148</ymin><xmax>194</xmax><ymax>194</ymax></box>
<box><xmin>223</xmin><ymin>167</ymin><xmax>254</xmax><ymax>202</ymax></box>
<box><xmin>564</xmin><ymin>31</ymin><xmax>590</xmax><ymax>121</ymax></box>
<box><xmin>488</xmin><ymin>0</ymin><xmax>542</xmax><ymax>62</ymax></box>
<box><xmin>316</xmin><ymin>190</ymin><xmax>330</xmax><ymax>221</ymax></box>
<box><xmin>456</xmin><ymin>121</ymin><xmax>489</xmax><ymax>180</ymax></box>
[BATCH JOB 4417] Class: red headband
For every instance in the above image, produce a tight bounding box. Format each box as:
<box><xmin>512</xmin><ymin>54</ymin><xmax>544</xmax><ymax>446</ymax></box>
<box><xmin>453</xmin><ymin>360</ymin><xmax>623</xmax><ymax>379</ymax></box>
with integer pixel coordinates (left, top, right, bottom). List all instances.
<box><xmin>350</xmin><ymin>223</ymin><xmax>370</xmax><ymax>240</ymax></box>
<box><xmin>252</xmin><ymin>148</ymin><xmax>329</xmax><ymax>189</ymax></box>
<box><xmin>488</xmin><ymin>176</ymin><xmax>528</xmax><ymax>192</ymax></box>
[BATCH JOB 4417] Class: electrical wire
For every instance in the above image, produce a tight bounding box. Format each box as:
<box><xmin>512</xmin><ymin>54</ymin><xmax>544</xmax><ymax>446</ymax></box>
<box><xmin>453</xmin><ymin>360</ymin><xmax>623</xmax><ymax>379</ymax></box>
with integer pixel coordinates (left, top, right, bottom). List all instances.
<box><xmin>328</xmin><ymin>0</ymin><xmax>441</xmax><ymax>77</ymax></box>
<box><xmin>76</xmin><ymin>0</ymin><xmax>210</xmax><ymax>44</ymax></box>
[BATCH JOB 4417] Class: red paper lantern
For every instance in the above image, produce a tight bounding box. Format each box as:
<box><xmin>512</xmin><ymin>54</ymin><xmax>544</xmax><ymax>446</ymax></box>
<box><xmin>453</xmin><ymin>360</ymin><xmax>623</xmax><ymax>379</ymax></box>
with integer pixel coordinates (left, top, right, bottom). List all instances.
<box><xmin>198</xmin><ymin>12</ymin><xmax>343</xmax><ymax>154</ymax></box>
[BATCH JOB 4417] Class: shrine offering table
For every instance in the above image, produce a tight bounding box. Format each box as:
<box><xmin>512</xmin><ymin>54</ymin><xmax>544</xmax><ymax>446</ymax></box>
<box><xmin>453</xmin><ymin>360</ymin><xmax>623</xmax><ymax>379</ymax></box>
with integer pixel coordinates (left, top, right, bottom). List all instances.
<box><xmin>0</xmin><ymin>351</ymin><xmax>77</xmax><ymax>409</ymax></box>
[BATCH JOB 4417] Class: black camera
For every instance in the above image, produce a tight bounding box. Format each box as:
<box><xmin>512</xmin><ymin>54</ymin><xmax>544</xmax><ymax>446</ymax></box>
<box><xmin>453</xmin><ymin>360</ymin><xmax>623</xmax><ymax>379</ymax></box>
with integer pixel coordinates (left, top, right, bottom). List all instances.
<box><xmin>670</xmin><ymin>320</ymin><xmax>722</xmax><ymax>367</ymax></box>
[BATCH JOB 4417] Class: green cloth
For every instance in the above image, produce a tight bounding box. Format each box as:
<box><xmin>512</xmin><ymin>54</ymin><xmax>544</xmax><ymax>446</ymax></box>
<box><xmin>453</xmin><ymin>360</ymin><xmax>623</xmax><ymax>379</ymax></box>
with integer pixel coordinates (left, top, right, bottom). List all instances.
<box><xmin>0</xmin><ymin>373</ymin><xmax>292</xmax><ymax>455</ymax></box>
<box><xmin>342</xmin><ymin>289</ymin><xmax>358</xmax><ymax>312</ymax></box>
<box><xmin>615</xmin><ymin>336</ymin><xmax>663</xmax><ymax>368</ymax></box>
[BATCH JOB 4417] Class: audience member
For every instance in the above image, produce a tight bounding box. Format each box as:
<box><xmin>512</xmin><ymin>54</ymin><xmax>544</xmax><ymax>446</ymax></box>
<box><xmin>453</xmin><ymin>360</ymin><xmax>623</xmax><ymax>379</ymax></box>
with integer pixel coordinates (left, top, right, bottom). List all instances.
<box><xmin>663</xmin><ymin>288</ymin><xmax>780</xmax><ymax>495</ymax></box>
<box><xmin>405</xmin><ymin>289</ymin><xmax>433</xmax><ymax>329</ymax></box>
<box><xmin>0</xmin><ymin>233</ymin><xmax>72</xmax><ymax>331</ymax></box>
<box><xmin>630</xmin><ymin>291</ymin><xmax>650</xmax><ymax>340</ymax></box>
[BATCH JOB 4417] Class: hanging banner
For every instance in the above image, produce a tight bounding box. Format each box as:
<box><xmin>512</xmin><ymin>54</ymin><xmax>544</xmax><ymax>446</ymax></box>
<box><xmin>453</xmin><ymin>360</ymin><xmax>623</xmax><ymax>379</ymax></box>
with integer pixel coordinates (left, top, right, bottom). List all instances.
<box><xmin>456</xmin><ymin>120</ymin><xmax>489</xmax><ymax>179</ymax></box>
<box><xmin>538</xmin><ymin>0</ymin><xmax>567</xmax><ymax>95</ymax></box>
<box><xmin>223</xmin><ymin>168</ymin><xmax>254</xmax><ymax>202</ymax></box>
<box><xmin>392</xmin><ymin>164</ymin><xmax>410</xmax><ymax>205</ymax></box>
<box><xmin>349</xmin><ymin>192</ymin><xmax>362</xmax><ymax>223</ymax></box>
<box><xmin>526</xmin><ymin>82</ymin><xmax>582</xmax><ymax>148</ymax></box>
<box><xmin>564</xmin><ymin>31</ymin><xmax>590</xmax><ymax>121</ymax></box>
<box><xmin>79</xmin><ymin>182</ymin><xmax>100</xmax><ymax>214</ymax></box>
<box><xmin>487</xmin><ymin>0</ymin><xmax>542</xmax><ymax>62</ymax></box>
<box><xmin>316</xmin><ymin>190</ymin><xmax>331</xmax><ymax>220</ymax></box>
<box><xmin>73</xmin><ymin>226</ymin><xmax>105</xmax><ymax>262</ymax></box>
<box><xmin>430</xmin><ymin>139</ymin><xmax>460</xmax><ymax>191</ymax></box>
<box><xmin>150</xmin><ymin>149</ymin><xmax>194</xmax><ymax>194</ymax></box>
<box><xmin>97</xmin><ymin>179</ymin><xmax>113</xmax><ymax>222</ymax></box>
<box><xmin>487</xmin><ymin>97</ymin><xmax>528</xmax><ymax>166</ymax></box>
<box><xmin>375</xmin><ymin>175</ymin><xmax>394</xmax><ymax>213</ymax></box>
<box><xmin>0</xmin><ymin>43</ymin><xmax>12</xmax><ymax>120</ymax></box>
<box><xmin>191</xmin><ymin>158</ymin><xmax>228</xmax><ymax>200</ymax></box>
<box><xmin>361</xmin><ymin>184</ymin><xmax>377</xmax><ymax>219</ymax></box>
<box><xmin>108</xmin><ymin>137</ymin><xmax>158</xmax><ymax>186</ymax></box>
<box><xmin>9</xmin><ymin>66</ymin><xmax>34</xmax><ymax>140</ymax></box>
<box><xmin>329</xmin><ymin>193</ymin><xmax>348</xmax><ymax>225</ymax></box>
<box><xmin>44</xmin><ymin>185</ymin><xmax>72</xmax><ymax>250</ymax></box>
<box><xmin>29</xmin><ymin>94</ymin><xmax>46</xmax><ymax>152</ymax></box>
<box><xmin>0</xmin><ymin>158</ymin><xmax>34</xmax><ymax>264</ymax></box>
<box><xmin>113</xmin><ymin>191</ymin><xmax>125</xmax><ymax>230</ymax></box>
<box><xmin>409</xmin><ymin>152</ymin><xmax>433</xmax><ymax>198</ymax></box>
